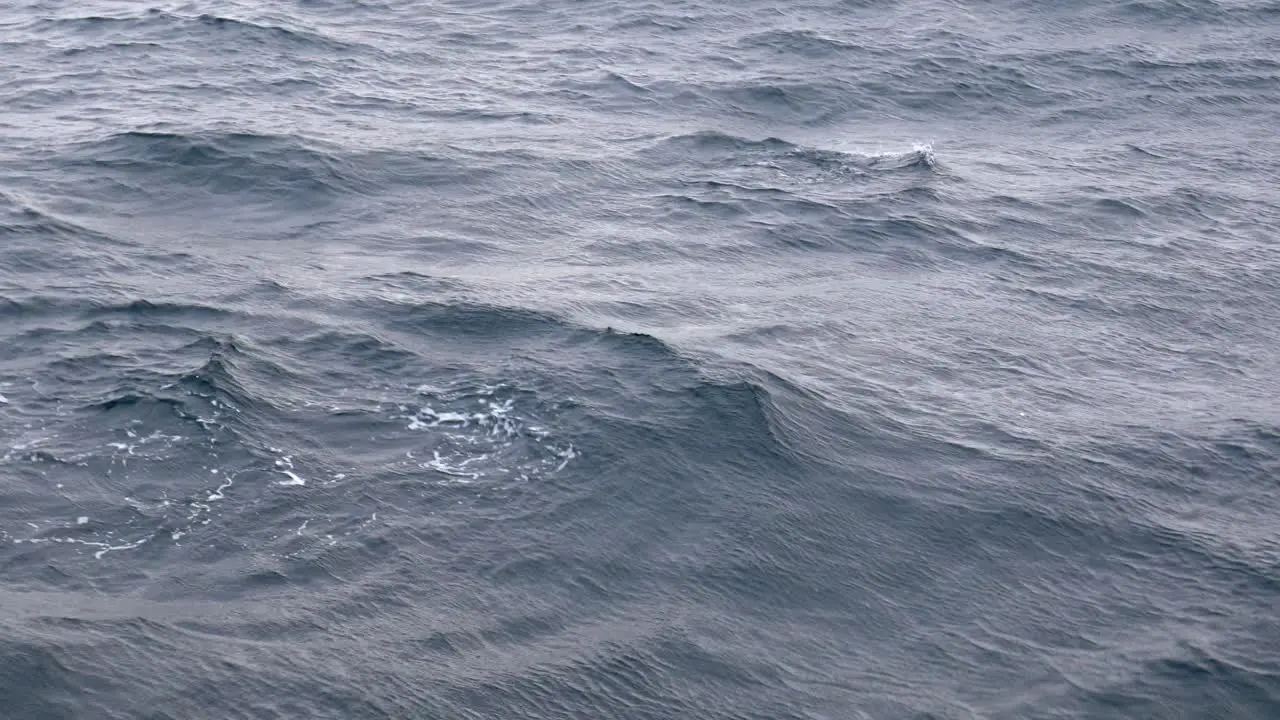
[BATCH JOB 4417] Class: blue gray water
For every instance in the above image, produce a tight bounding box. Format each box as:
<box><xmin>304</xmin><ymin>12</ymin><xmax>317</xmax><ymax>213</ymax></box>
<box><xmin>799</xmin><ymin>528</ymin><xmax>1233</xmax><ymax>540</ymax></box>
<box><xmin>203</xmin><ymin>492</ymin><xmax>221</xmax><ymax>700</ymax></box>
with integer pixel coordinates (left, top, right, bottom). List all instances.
<box><xmin>2</xmin><ymin>0</ymin><xmax>1279</xmax><ymax>717</ymax></box>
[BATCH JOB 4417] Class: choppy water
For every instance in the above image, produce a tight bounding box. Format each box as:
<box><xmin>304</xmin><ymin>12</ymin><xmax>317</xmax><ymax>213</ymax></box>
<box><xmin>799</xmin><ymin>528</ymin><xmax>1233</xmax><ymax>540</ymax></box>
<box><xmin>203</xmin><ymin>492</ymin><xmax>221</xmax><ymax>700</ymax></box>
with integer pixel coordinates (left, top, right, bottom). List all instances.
<box><xmin>2</xmin><ymin>1</ymin><xmax>1279</xmax><ymax>717</ymax></box>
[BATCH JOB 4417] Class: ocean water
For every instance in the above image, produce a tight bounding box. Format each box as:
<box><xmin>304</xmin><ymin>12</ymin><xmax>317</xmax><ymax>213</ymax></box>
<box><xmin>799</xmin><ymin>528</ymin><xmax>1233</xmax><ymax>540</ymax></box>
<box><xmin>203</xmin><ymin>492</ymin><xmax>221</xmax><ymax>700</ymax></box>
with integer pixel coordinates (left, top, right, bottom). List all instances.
<box><xmin>2</xmin><ymin>0</ymin><xmax>1279</xmax><ymax>717</ymax></box>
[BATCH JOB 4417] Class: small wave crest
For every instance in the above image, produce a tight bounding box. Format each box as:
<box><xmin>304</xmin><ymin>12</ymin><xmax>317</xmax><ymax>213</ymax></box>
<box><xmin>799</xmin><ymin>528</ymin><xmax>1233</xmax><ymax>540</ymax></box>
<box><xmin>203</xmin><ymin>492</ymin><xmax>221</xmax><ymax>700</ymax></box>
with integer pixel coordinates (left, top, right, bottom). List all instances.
<box><xmin>650</xmin><ymin>131</ymin><xmax>943</xmax><ymax>183</ymax></box>
<box><xmin>870</xmin><ymin>142</ymin><xmax>938</xmax><ymax>170</ymax></box>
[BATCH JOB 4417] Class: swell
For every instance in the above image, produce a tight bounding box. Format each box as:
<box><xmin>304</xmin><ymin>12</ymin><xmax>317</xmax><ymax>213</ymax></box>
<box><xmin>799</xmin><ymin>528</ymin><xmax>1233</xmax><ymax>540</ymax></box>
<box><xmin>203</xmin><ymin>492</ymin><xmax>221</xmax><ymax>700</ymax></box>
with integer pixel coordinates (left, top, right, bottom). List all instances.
<box><xmin>1114</xmin><ymin>0</ymin><xmax>1242</xmax><ymax>22</ymax></box>
<box><xmin>26</xmin><ymin>10</ymin><xmax>377</xmax><ymax>58</ymax></box>
<box><xmin>880</xmin><ymin>53</ymin><xmax>1078</xmax><ymax>113</ymax></box>
<box><xmin>0</xmin><ymin>298</ymin><xmax>247</xmax><ymax>350</ymax></box>
<box><xmin>690</xmin><ymin>355</ymin><xmax>1280</xmax><ymax>615</ymax></box>
<box><xmin>0</xmin><ymin>192</ymin><xmax>135</xmax><ymax>248</ymax></box>
<box><xmin>0</xmin><ymin>192</ymin><xmax>139</xmax><ymax>282</ymax></box>
<box><xmin>2</xmin><ymin>294</ymin><xmax>1276</xmax><ymax>717</ymax></box>
<box><xmin>0</xmin><ymin>292</ymin><xmax>809</xmax><ymax>588</ymax></box>
<box><xmin>1012</xmin><ymin>637</ymin><xmax>1280</xmax><ymax>718</ymax></box>
<box><xmin>67</xmin><ymin>131</ymin><xmax>368</xmax><ymax>201</ymax></box>
<box><xmin>0</xmin><ymin>601</ymin><xmax>799</xmax><ymax>718</ymax></box>
<box><xmin>60</xmin><ymin>131</ymin><xmax>490</xmax><ymax>208</ymax></box>
<box><xmin>735</xmin><ymin>28</ymin><xmax>867</xmax><ymax>58</ymax></box>
<box><xmin>343</xmin><ymin>293</ymin><xmax>803</xmax><ymax>465</ymax></box>
<box><xmin>624</xmin><ymin>57</ymin><xmax>1076</xmax><ymax>121</ymax></box>
<box><xmin>435</xmin><ymin>630</ymin><xmax>794</xmax><ymax>720</ymax></box>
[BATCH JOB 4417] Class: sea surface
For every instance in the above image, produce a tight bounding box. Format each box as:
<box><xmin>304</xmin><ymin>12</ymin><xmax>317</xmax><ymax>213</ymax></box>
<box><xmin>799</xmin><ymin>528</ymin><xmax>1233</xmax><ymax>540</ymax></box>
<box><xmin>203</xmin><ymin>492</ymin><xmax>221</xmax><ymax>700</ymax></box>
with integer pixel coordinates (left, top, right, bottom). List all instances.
<box><xmin>1</xmin><ymin>0</ymin><xmax>1279</xmax><ymax>717</ymax></box>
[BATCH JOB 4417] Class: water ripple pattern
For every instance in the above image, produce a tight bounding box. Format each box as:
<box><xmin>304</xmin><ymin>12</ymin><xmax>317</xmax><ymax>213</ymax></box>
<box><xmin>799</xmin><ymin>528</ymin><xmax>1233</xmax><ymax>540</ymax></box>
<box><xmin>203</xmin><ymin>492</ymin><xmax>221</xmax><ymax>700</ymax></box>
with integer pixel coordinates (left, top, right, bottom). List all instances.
<box><xmin>1</xmin><ymin>0</ymin><xmax>1278</xmax><ymax>718</ymax></box>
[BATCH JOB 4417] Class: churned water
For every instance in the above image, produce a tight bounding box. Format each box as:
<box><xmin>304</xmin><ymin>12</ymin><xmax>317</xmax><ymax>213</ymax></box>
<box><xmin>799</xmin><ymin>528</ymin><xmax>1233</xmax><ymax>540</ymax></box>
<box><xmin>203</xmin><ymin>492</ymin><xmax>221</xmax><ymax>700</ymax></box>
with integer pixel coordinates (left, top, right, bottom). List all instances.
<box><xmin>1</xmin><ymin>1</ymin><xmax>1279</xmax><ymax>718</ymax></box>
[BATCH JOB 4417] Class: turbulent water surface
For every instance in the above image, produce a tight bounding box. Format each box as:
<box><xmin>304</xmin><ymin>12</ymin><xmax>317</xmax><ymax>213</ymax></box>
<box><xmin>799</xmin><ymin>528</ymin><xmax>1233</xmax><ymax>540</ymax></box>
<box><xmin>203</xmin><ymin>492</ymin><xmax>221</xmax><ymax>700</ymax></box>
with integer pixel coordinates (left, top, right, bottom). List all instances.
<box><xmin>2</xmin><ymin>0</ymin><xmax>1279</xmax><ymax>717</ymax></box>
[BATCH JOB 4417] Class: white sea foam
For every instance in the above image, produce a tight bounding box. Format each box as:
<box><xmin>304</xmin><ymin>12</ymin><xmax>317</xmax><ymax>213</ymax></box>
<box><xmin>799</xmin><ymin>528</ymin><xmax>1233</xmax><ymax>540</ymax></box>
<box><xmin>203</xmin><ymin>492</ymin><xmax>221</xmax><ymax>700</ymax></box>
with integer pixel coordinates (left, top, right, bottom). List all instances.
<box><xmin>12</xmin><ymin>533</ymin><xmax>152</xmax><ymax>560</ymax></box>
<box><xmin>554</xmin><ymin>445</ymin><xmax>578</xmax><ymax>472</ymax></box>
<box><xmin>423</xmin><ymin>450</ymin><xmax>482</xmax><ymax>481</ymax></box>
<box><xmin>399</xmin><ymin>388</ymin><xmax>576</xmax><ymax>485</ymax></box>
<box><xmin>207</xmin><ymin>475</ymin><xmax>233</xmax><ymax>501</ymax></box>
<box><xmin>3</xmin><ymin>382</ymin><xmax>574</xmax><ymax>563</ymax></box>
<box><xmin>2</xmin><ymin>426</ymin><xmax>251</xmax><ymax>560</ymax></box>
<box><xmin>274</xmin><ymin>454</ymin><xmax>307</xmax><ymax>486</ymax></box>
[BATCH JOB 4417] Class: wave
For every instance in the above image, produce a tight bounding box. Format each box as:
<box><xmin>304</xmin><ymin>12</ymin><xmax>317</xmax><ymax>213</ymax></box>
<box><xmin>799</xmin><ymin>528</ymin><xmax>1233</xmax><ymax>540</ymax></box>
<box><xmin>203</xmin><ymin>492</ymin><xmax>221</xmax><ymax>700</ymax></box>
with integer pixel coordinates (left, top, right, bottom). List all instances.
<box><xmin>0</xmin><ymin>193</ymin><xmax>139</xmax><ymax>284</ymax></box>
<box><xmin>68</xmin><ymin>131</ymin><xmax>365</xmax><ymax>201</ymax></box>
<box><xmin>0</xmin><ymin>287</ymin><xmax>832</xmax><ymax>579</ymax></box>
<box><xmin>0</xmin><ymin>299</ymin><xmax>717</xmax><ymax>568</ymax></box>
<box><xmin>0</xmin><ymin>192</ymin><xmax>134</xmax><ymax>248</ymax></box>
<box><xmin>1115</xmin><ymin>0</ymin><xmax>1230</xmax><ymax>22</ymax></box>
<box><xmin>0</xmin><ymin>327</ymin><xmax>576</xmax><ymax>569</ymax></box>
<box><xmin>437</xmin><ymin>630</ymin><xmax>788</xmax><ymax>719</ymax></box>
<box><xmin>607</xmin><ymin>12</ymin><xmax>693</xmax><ymax>32</ymax></box>
<box><xmin>1032</xmin><ymin>0</ymin><xmax>1280</xmax><ymax>27</ymax></box>
<box><xmin>736</xmin><ymin>29</ymin><xmax>865</xmax><ymax>58</ymax></box>
<box><xmin>1010</xmin><ymin>637</ymin><xmax>1280</xmax><ymax>717</ymax></box>
<box><xmin>192</xmin><ymin>14</ymin><xmax>361</xmax><ymax>54</ymax></box>
<box><xmin>2</xmin><ymin>289</ymin><xmax>1277</xmax><ymax>717</ymax></box>
<box><xmin>3</xmin><ymin>0</ymin><xmax>1279</xmax><ymax>713</ymax></box>
<box><xmin>612</xmin><ymin>46</ymin><xmax>1080</xmax><ymax>121</ymax></box>
<box><xmin>28</xmin><ymin>10</ymin><xmax>375</xmax><ymax>57</ymax></box>
<box><xmin>652</xmin><ymin>131</ymin><xmax>941</xmax><ymax>174</ymax></box>
<box><xmin>656</xmin><ymin>130</ymin><xmax>798</xmax><ymax>155</ymax></box>
<box><xmin>631</xmin><ymin>132</ymin><xmax>993</xmax><ymax>266</ymax></box>
<box><xmin>59</xmin><ymin>131</ymin><xmax>485</xmax><ymax>211</ymax></box>
<box><xmin>689</xmin><ymin>78</ymin><xmax>857</xmax><ymax>124</ymax></box>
